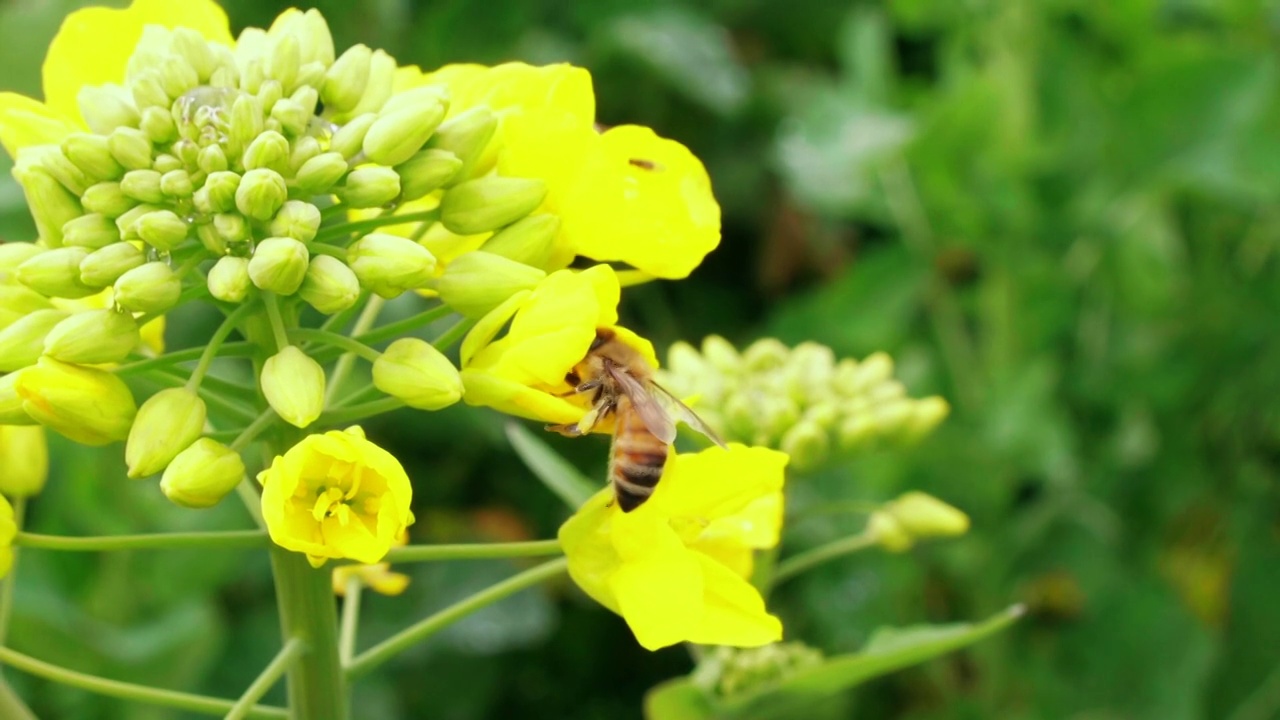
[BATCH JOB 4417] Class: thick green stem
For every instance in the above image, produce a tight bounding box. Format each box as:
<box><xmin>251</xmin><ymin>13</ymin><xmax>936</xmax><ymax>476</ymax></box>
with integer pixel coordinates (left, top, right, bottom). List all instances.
<box><xmin>14</xmin><ymin>530</ymin><xmax>266</xmax><ymax>552</ymax></box>
<box><xmin>0</xmin><ymin>646</ymin><xmax>286</xmax><ymax>718</ymax></box>
<box><xmin>225</xmin><ymin>638</ymin><xmax>304</xmax><ymax>720</ymax></box>
<box><xmin>770</xmin><ymin>531</ymin><xmax>879</xmax><ymax>588</ymax></box>
<box><xmin>269</xmin><ymin>548</ymin><xmax>347</xmax><ymax>720</ymax></box>
<box><xmin>345</xmin><ymin>558</ymin><xmax>568</xmax><ymax>680</ymax></box>
<box><xmin>383</xmin><ymin>539</ymin><xmax>563</xmax><ymax>563</ymax></box>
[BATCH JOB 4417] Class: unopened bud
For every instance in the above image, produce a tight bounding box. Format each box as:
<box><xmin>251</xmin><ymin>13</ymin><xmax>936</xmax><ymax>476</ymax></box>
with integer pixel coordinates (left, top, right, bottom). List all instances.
<box><xmin>135</xmin><ymin>210</ymin><xmax>190</xmax><ymax>250</ymax></box>
<box><xmin>114</xmin><ymin>261</ymin><xmax>181</xmax><ymax>313</ymax></box>
<box><xmin>248</xmin><ymin>237</ymin><xmax>309</xmax><ymax>294</ymax></box>
<box><xmin>160</xmin><ymin>438</ymin><xmax>246</xmax><ymax>508</ymax></box>
<box><xmin>270</xmin><ymin>96</ymin><xmax>310</xmax><ymax>137</ymax></box>
<box><xmin>160</xmin><ymin>169</ymin><xmax>193</xmax><ymax>198</ymax></box>
<box><xmin>363</xmin><ymin>98</ymin><xmax>447</xmax><ymax>167</ymax></box>
<box><xmin>213</xmin><ymin>212</ymin><xmax>250</xmax><ymax>243</ymax></box>
<box><xmin>702</xmin><ymin>335</ymin><xmax>742</xmax><ymax>375</ymax></box>
<box><xmin>140</xmin><ymin>105</ymin><xmax>178</xmax><ymax>144</ymax></box>
<box><xmin>208</xmin><ymin>255</ymin><xmax>251</xmax><ymax>302</ymax></box>
<box><xmin>0</xmin><ymin>243</ymin><xmax>46</xmax><ymax>277</ymax></box>
<box><xmin>235</xmin><ymin>168</ymin><xmax>287</xmax><ymax>221</ymax></box>
<box><xmin>170</xmin><ymin>27</ymin><xmax>218</xmax><ymax>81</ymax></box>
<box><xmin>0</xmin><ymin>309</ymin><xmax>69</xmax><ymax>371</ymax></box>
<box><xmin>200</xmin><ymin>170</ymin><xmax>241</xmax><ymax>214</ymax></box>
<box><xmin>16</xmin><ymin>247</ymin><xmax>95</xmax><ymax>298</ymax></box>
<box><xmin>338</xmin><ymin>166</ymin><xmax>400</xmax><ymax>208</ymax></box>
<box><xmin>107</xmin><ymin>127</ymin><xmax>153</xmax><ymax>170</ymax></box>
<box><xmin>77</xmin><ymin>84</ymin><xmax>140</xmax><ymax>135</ymax></box>
<box><xmin>261</xmin><ymin>345</ymin><xmax>325</xmax><ymax>428</ymax></box>
<box><xmin>156</xmin><ymin>55</ymin><xmax>198</xmax><ymax>99</ymax></box>
<box><xmin>289</xmin><ymin>136</ymin><xmax>322</xmax><ymax>173</ymax></box>
<box><xmin>298</xmin><ymin>255</ymin><xmax>359</xmax><ymax>314</ymax></box>
<box><xmin>480</xmin><ymin>213</ymin><xmax>559</xmax><ymax>267</ymax></box>
<box><xmin>114</xmin><ymin>203</ymin><xmax>161</xmax><ymax>241</ymax></box>
<box><xmin>81</xmin><ymin>181</ymin><xmax>137</xmax><ymax>218</ymax></box>
<box><xmin>268</xmin><ymin>32</ymin><xmax>301</xmax><ymax>90</ymax></box>
<box><xmin>440</xmin><ymin>177</ymin><xmax>546</xmax><ymax>235</ymax></box>
<box><xmin>901</xmin><ymin>397</ymin><xmax>949</xmax><ymax>442</ymax></box>
<box><xmin>43</xmin><ymin>309</ymin><xmax>139</xmax><ymax>365</ymax></box>
<box><xmin>347</xmin><ymin>233</ymin><xmax>436</xmax><ymax>298</ymax></box>
<box><xmin>834</xmin><ymin>352</ymin><xmax>893</xmax><ymax>397</ymax></box>
<box><xmin>62</xmin><ymin>133</ymin><xmax>124</xmax><ymax>181</ymax></box>
<box><xmin>437</xmin><ymin>251</ymin><xmax>545</xmax><ymax>318</ymax></box>
<box><xmin>126</xmin><ymin>387</ymin><xmax>206</xmax><ymax>478</ymax></box>
<box><xmin>348</xmin><ymin>49</ymin><xmax>396</xmax><ymax>117</ymax></box>
<box><xmin>742</xmin><ymin>338</ymin><xmax>790</xmax><ymax>373</ymax></box>
<box><xmin>0</xmin><ymin>372</ymin><xmax>32</xmax><ymax>425</ymax></box>
<box><xmin>373</xmin><ymin>338</ymin><xmax>463</xmax><ymax>410</ymax></box>
<box><xmin>80</xmin><ymin>242</ymin><xmax>145</xmax><ymax>287</ymax></box>
<box><xmin>242</xmin><ymin>130</ymin><xmax>290</xmax><ymax>173</ymax></box>
<box><xmin>256</xmin><ymin>80</ymin><xmax>284</xmax><ymax>115</ymax></box>
<box><xmin>322</xmin><ymin>44</ymin><xmax>372</xmax><ymax>113</ymax></box>
<box><xmin>15</xmin><ymin>356</ymin><xmax>137</xmax><ymax>445</ymax></box>
<box><xmin>778</xmin><ymin>420</ymin><xmax>829</xmax><ymax>471</ymax></box>
<box><xmin>269</xmin><ymin>200</ymin><xmax>321</xmax><ymax>242</ymax></box>
<box><xmin>0</xmin><ymin>285</ymin><xmax>54</xmax><ymax>322</ymax></box>
<box><xmin>396</xmin><ymin>148</ymin><xmax>462</xmax><ymax>202</ymax></box>
<box><xmin>13</xmin><ymin>161</ymin><xmax>83</xmax><ymax>246</ymax></box>
<box><xmin>426</xmin><ymin>106</ymin><xmax>497</xmax><ymax>179</ymax></box>
<box><xmin>120</xmin><ymin>169</ymin><xmax>165</xmax><ymax>204</ymax></box>
<box><xmin>295</xmin><ymin>152</ymin><xmax>348</xmax><ymax>195</ymax></box>
<box><xmin>61</xmin><ymin>213</ymin><xmax>121</xmax><ymax>249</ymax></box>
<box><xmin>837</xmin><ymin>414</ymin><xmax>877</xmax><ymax>451</ymax></box>
<box><xmin>198</xmin><ymin>144</ymin><xmax>228</xmax><ymax>174</ymax></box>
<box><xmin>129</xmin><ymin>72</ymin><xmax>169</xmax><ymax>111</ymax></box>
<box><xmin>228</xmin><ymin>94</ymin><xmax>265</xmax><ymax>156</ymax></box>
<box><xmin>0</xmin><ymin>426</ymin><xmax>48</xmax><ymax>497</ymax></box>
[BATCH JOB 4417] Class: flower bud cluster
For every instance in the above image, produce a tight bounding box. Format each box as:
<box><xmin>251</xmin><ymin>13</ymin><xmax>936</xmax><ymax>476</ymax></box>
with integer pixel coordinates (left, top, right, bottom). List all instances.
<box><xmin>692</xmin><ymin>642</ymin><xmax>825</xmax><ymax>700</ymax></box>
<box><xmin>659</xmin><ymin>338</ymin><xmax>950</xmax><ymax>470</ymax></box>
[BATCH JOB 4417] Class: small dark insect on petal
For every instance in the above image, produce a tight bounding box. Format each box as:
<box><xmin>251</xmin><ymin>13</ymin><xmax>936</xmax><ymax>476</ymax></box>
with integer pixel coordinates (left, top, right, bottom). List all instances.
<box><xmin>628</xmin><ymin>158</ymin><xmax>664</xmax><ymax>171</ymax></box>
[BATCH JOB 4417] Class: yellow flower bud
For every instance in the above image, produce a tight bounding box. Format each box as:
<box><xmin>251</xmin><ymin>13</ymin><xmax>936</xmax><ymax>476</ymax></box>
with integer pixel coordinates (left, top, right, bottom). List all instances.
<box><xmin>198</xmin><ymin>145</ymin><xmax>228</xmax><ymax>174</ymax></box>
<box><xmin>16</xmin><ymin>356</ymin><xmax>137</xmax><ymax>445</ymax></box>
<box><xmin>170</xmin><ymin>27</ymin><xmax>218</xmax><ymax>81</ymax></box>
<box><xmin>77</xmin><ymin>84</ymin><xmax>140</xmax><ymax>135</ymax></box>
<box><xmin>13</xmin><ymin>159</ymin><xmax>83</xmax><ymax>247</ymax></box>
<box><xmin>43</xmin><ymin>309</ymin><xmax>140</xmax><ymax>365</ymax></box>
<box><xmin>289</xmin><ymin>136</ymin><xmax>322</xmax><ymax>174</ymax></box>
<box><xmin>107</xmin><ymin>127</ymin><xmax>153</xmax><ymax>171</ymax></box>
<box><xmin>0</xmin><ymin>285</ymin><xmax>54</xmax><ymax>327</ymax></box>
<box><xmin>0</xmin><ymin>309</ymin><xmax>70</xmax><ymax>371</ymax></box>
<box><xmin>330</xmin><ymin>113</ymin><xmax>377</xmax><ymax>160</ymax></box>
<box><xmin>208</xmin><ymin>256</ymin><xmax>251</xmax><ymax>303</ymax></box>
<box><xmin>363</xmin><ymin>98</ymin><xmax>447</xmax><ymax>167</ymax></box>
<box><xmin>0</xmin><ymin>243</ymin><xmax>44</xmax><ymax>278</ymax></box>
<box><xmin>80</xmin><ymin>242</ymin><xmax>145</xmax><ymax>288</ymax></box>
<box><xmin>437</xmin><ymin>251</ymin><xmax>545</xmax><ymax>318</ymax></box>
<box><xmin>901</xmin><ymin>397</ymin><xmax>950</xmax><ymax>442</ymax></box>
<box><xmin>270</xmin><ymin>95</ymin><xmax>312</xmax><ymax>137</ymax></box>
<box><xmin>39</xmin><ymin>150</ymin><xmax>91</xmax><ymax>197</ymax></box>
<box><xmin>299</xmin><ymin>256</ymin><xmax>360</xmax><ymax>314</ymax></box>
<box><xmin>81</xmin><ymin>181</ymin><xmax>137</xmax><ymax>218</ymax></box>
<box><xmin>213</xmin><ymin>212</ymin><xmax>251</xmax><ymax>244</ymax></box>
<box><xmin>347</xmin><ymin>232</ymin><xmax>436</xmax><ymax>298</ymax></box>
<box><xmin>395</xmin><ymin>149</ymin><xmax>462</xmax><ymax>202</ymax></box>
<box><xmin>0</xmin><ymin>425</ymin><xmax>48</xmax><ymax>497</ymax></box>
<box><xmin>160</xmin><ymin>438</ymin><xmax>245</xmax><ymax>509</ymax></box>
<box><xmin>348</xmin><ymin>49</ymin><xmax>396</xmax><ymax>117</ymax></box>
<box><xmin>268</xmin><ymin>33</ymin><xmax>301</xmax><ymax>91</ymax></box>
<box><xmin>261</xmin><ymin>346</ymin><xmax>325</xmax><ymax>428</ymax></box>
<box><xmin>156</xmin><ymin>55</ymin><xmax>198</xmax><ymax>100</ymax></box>
<box><xmin>257</xmin><ymin>80</ymin><xmax>285</xmax><ymax>117</ymax></box>
<box><xmin>242</xmin><ymin>130</ymin><xmax>290</xmax><ymax>173</ymax></box>
<box><xmin>0</xmin><ymin>373</ymin><xmax>33</xmax><ymax>425</ymax></box>
<box><xmin>62</xmin><ymin>133</ymin><xmax>124</xmax><ymax>182</ymax></box>
<box><xmin>113</xmin><ymin>261</ymin><xmax>181</xmax><ymax>314</ymax></box>
<box><xmin>61</xmin><ymin>213</ymin><xmax>121</xmax><ymax>250</ymax></box>
<box><xmin>135</xmin><ymin>210</ymin><xmax>190</xmax><ymax>251</ymax></box>
<box><xmin>126</xmin><ymin>388</ymin><xmax>207</xmax><ymax>478</ymax></box>
<box><xmin>866</xmin><ymin>512</ymin><xmax>912</xmax><ymax>552</ymax></box>
<box><xmin>322</xmin><ymin>44</ymin><xmax>373</xmax><ymax>113</ymax></box>
<box><xmin>0</xmin><ymin>495</ymin><xmax>14</xmax><ymax>579</ymax></box>
<box><xmin>426</xmin><ymin>106</ymin><xmax>497</xmax><ymax>180</ymax></box>
<box><xmin>778</xmin><ymin>420</ymin><xmax>829</xmax><ymax>471</ymax></box>
<box><xmin>886</xmin><ymin>492</ymin><xmax>970</xmax><ymax>539</ymax></box>
<box><xmin>295</xmin><ymin>152</ymin><xmax>348</xmax><ymax>196</ymax></box>
<box><xmin>17</xmin><ymin>247</ymin><xmax>96</xmax><ymax>298</ymax></box>
<box><xmin>440</xmin><ymin>177</ymin><xmax>546</xmax><ymax>235</ymax></box>
<box><xmin>480</xmin><ymin>213</ymin><xmax>559</xmax><ymax>267</ymax></box>
<box><xmin>337</xmin><ymin>166</ymin><xmax>400</xmax><ymax>209</ymax></box>
<box><xmin>228</xmin><ymin>94</ymin><xmax>266</xmax><ymax>157</ymax></box>
<box><xmin>269</xmin><ymin>201</ymin><xmax>322</xmax><ymax>242</ymax></box>
<box><xmin>235</xmin><ymin>168</ymin><xmax>288</xmax><ymax>221</ymax></box>
<box><xmin>160</xmin><ymin>169</ymin><xmax>193</xmax><ymax>198</ymax></box>
<box><xmin>248</xmin><ymin>237</ymin><xmax>309</xmax><ymax>295</ymax></box>
<box><xmin>120</xmin><ymin>169</ymin><xmax>165</xmax><ymax>204</ymax></box>
<box><xmin>372</xmin><ymin>338</ymin><xmax>463</xmax><ymax>410</ymax></box>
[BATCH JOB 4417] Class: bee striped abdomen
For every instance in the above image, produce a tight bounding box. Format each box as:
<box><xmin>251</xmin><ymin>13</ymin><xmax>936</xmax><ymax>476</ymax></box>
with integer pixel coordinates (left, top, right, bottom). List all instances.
<box><xmin>610</xmin><ymin>396</ymin><xmax>669</xmax><ymax>512</ymax></box>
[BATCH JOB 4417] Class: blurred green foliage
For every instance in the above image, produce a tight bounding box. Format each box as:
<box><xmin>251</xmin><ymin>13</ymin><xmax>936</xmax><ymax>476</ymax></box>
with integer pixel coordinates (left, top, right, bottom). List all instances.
<box><xmin>1</xmin><ymin>0</ymin><xmax>1278</xmax><ymax>718</ymax></box>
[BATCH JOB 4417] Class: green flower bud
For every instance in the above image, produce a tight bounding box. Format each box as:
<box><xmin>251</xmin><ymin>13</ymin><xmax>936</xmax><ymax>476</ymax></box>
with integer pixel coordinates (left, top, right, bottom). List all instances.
<box><xmin>396</xmin><ymin>148</ymin><xmax>462</xmax><ymax>202</ymax></box>
<box><xmin>160</xmin><ymin>438</ymin><xmax>245</xmax><ymax>508</ymax></box>
<box><xmin>235</xmin><ymin>168</ymin><xmax>287</xmax><ymax>221</ymax></box>
<box><xmin>77</xmin><ymin>84</ymin><xmax>140</xmax><ymax>135</ymax></box>
<box><xmin>837</xmin><ymin>414</ymin><xmax>877</xmax><ymax>451</ymax></box>
<box><xmin>200</xmin><ymin>170</ymin><xmax>241</xmax><ymax>214</ymax></box>
<box><xmin>437</xmin><ymin>251</ymin><xmax>545</xmax><ymax>318</ymax></box>
<box><xmin>256</xmin><ymin>80</ymin><xmax>284</xmax><ymax>115</ymax></box>
<box><xmin>261</xmin><ymin>345</ymin><xmax>325</xmax><ymax>428</ymax></box>
<box><xmin>129</xmin><ymin>72</ymin><xmax>170</xmax><ymax>111</ymax></box>
<box><xmin>16</xmin><ymin>356</ymin><xmax>137</xmax><ymax>445</ymax></box>
<box><xmin>268</xmin><ymin>32</ymin><xmax>301</xmax><ymax>90</ymax></box>
<box><xmin>198</xmin><ymin>144</ymin><xmax>228</xmax><ymax>174</ymax></box>
<box><xmin>270</xmin><ymin>97</ymin><xmax>309</xmax><ymax>137</ymax></box>
<box><xmin>870</xmin><ymin>492</ymin><xmax>969</xmax><ymax>552</ymax></box>
<box><xmin>702</xmin><ymin>335</ymin><xmax>742</xmax><ymax>375</ymax></box>
<box><xmin>778</xmin><ymin>420</ymin><xmax>829</xmax><ymax>471</ymax></box>
<box><xmin>292</xmin><ymin>9</ymin><xmax>335</xmax><ymax>65</ymax></box>
<box><xmin>37</xmin><ymin>150</ymin><xmax>91</xmax><ymax>196</ymax></box>
<box><xmin>372</xmin><ymin>338</ymin><xmax>463</xmax><ymax>410</ymax></box>
<box><xmin>80</xmin><ymin>242</ymin><xmax>145</xmax><ymax>287</ymax></box>
<box><xmin>742</xmin><ymin>338</ymin><xmax>790</xmax><ymax>373</ymax></box>
<box><xmin>43</xmin><ymin>308</ymin><xmax>140</xmax><ymax>365</ymax></box>
<box><xmin>114</xmin><ymin>261</ymin><xmax>181</xmax><ymax>313</ymax></box>
<box><xmin>242</xmin><ymin>129</ymin><xmax>290</xmax><ymax>173</ymax></box>
<box><xmin>480</xmin><ymin>213</ymin><xmax>559</xmax><ymax>267</ymax></box>
<box><xmin>156</xmin><ymin>55</ymin><xmax>198</xmax><ymax>99</ymax></box>
<box><xmin>81</xmin><ymin>181</ymin><xmax>137</xmax><ymax>218</ymax></box>
<box><xmin>0</xmin><ymin>309</ymin><xmax>69</xmax><ymax>372</ymax></box>
<box><xmin>160</xmin><ymin>169</ymin><xmax>193</xmax><ymax>198</ymax></box>
<box><xmin>0</xmin><ymin>243</ymin><xmax>46</xmax><ymax>276</ymax></box>
<box><xmin>120</xmin><ymin>169</ymin><xmax>164</xmax><ymax>204</ymax></box>
<box><xmin>12</xmin><ymin>160</ymin><xmax>83</xmax><ymax>246</ymax></box>
<box><xmin>330</xmin><ymin>113</ymin><xmax>377</xmax><ymax>160</ymax></box>
<box><xmin>363</xmin><ymin>98</ymin><xmax>447</xmax><ymax>166</ymax></box>
<box><xmin>322</xmin><ymin>44</ymin><xmax>372</xmax><ymax>113</ymax></box>
<box><xmin>440</xmin><ymin>177</ymin><xmax>546</xmax><ymax>235</ymax></box>
<box><xmin>16</xmin><ymin>247</ymin><xmax>95</xmax><ymax>298</ymax></box>
<box><xmin>900</xmin><ymin>396</ymin><xmax>949</xmax><ymax>443</ymax></box>
<box><xmin>269</xmin><ymin>200</ymin><xmax>321</xmax><ymax>242</ymax></box>
<box><xmin>347</xmin><ymin>233</ymin><xmax>436</xmax><ymax>298</ymax></box>
<box><xmin>294</xmin><ymin>152</ymin><xmax>348</xmax><ymax>195</ymax></box>
<box><xmin>289</xmin><ymin>136</ymin><xmax>322</xmax><ymax>174</ymax></box>
<box><xmin>114</xmin><ymin>203</ymin><xmax>162</xmax><ymax>241</ymax></box>
<box><xmin>140</xmin><ymin>105</ymin><xmax>178</xmax><ymax>144</ymax></box>
<box><xmin>107</xmin><ymin>127</ymin><xmax>153</xmax><ymax>170</ymax></box>
<box><xmin>228</xmin><ymin>94</ymin><xmax>265</xmax><ymax>158</ymax></box>
<box><xmin>0</xmin><ymin>285</ymin><xmax>54</xmax><ymax>323</ymax></box>
<box><xmin>0</xmin><ymin>425</ymin><xmax>47</xmax><ymax>497</ymax></box>
<box><xmin>248</xmin><ymin>237</ymin><xmax>309</xmax><ymax>294</ymax></box>
<box><xmin>426</xmin><ymin>106</ymin><xmax>497</xmax><ymax>179</ymax></box>
<box><xmin>298</xmin><ymin>255</ymin><xmax>360</xmax><ymax>314</ymax></box>
<box><xmin>213</xmin><ymin>212</ymin><xmax>251</xmax><ymax>244</ymax></box>
<box><xmin>61</xmin><ymin>213</ymin><xmax>121</xmax><ymax>249</ymax></box>
<box><xmin>195</xmin><ymin>223</ymin><xmax>225</xmax><ymax>255</ymax></box>
<box><xmin>135</xmin><ymin>210</ymin><xmax>190</xmax><ymax>250</ymax></box>
<box><xmin>834</xmin><ymin>352</ymin><xmax>893</xmax><ymax>397</ymax></box>
<box><xmin>240</xmin><ymin>57</ymin><xmax>266</xmax><ymax>96</ymax></box>
<box><xmin>208</xmin><ymin>255</ymin><xmax>251</xmax><ymax>302</ymax></box>
<box><xmin>62</xmin><ymin>133</ymin><xmax>124</xmax><ymax>181</ymax></box>
<box><xmin>170</xmin><ymin>27</ymin><xmax>217</xmax><ymax>81</ymax></box>
<box><xmin>348</xmin><ymin>49</ymin><xmax>396</xmax><ymax>117</ymax></box>
<box><xmin>125</xmin><ymin>387</ymin><xmax>206</xmax><ymax>478</ymax></box>
<box><xmin>172</xmin><ymin>139</ymin><xmax>199</xmax><ymax>167</ymax></box>
<box><xmin>0</xmin><ymin>372</ymin><xmax>34</xmax><ymax>425</ymax></box>
<box><xmin>338</xmin><ymin>166</ymin><xmax>400</xmax><ymax>208</ymax></box>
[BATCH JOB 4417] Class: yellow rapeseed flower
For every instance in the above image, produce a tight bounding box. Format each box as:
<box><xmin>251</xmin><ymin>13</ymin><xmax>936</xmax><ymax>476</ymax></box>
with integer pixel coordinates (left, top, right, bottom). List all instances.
<box><xmin>0</xmin><ymin>494</ymin><xmax>13</xmax><ymax>580</ymax></box>
<box><xmin>259</xmin><ymin>426</ymin><xmax>414</xmax><ymax>567</ymax></box>
<box><xmin>458</xmin><ymin>264</ymin><xmax>656</xmax><ymax>426</ymax></box>
<box><xmin>558</xmin><ymin>444</ymin><xmax>787</xmax><ymax>651</ymax></box>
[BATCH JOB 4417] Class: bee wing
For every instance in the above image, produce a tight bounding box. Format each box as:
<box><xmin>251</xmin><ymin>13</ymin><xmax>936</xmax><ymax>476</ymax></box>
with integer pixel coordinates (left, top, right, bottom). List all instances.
<box><xmin>607</xmin><ymin>365</ymin><xmax>677</xmax><ymax>444</ymax></box>
<box><xmin>649</xmin><ymin>381</ymin><xmax>728</xmax><ymax>448</ymax></box>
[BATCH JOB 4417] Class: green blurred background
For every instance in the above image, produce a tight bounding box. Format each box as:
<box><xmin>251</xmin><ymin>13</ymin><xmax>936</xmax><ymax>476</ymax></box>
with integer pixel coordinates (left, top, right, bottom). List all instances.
<box><xmin>3</xmin><ymin>0</ymin><xmax>1280</xmax><ymax>718</ymax></box>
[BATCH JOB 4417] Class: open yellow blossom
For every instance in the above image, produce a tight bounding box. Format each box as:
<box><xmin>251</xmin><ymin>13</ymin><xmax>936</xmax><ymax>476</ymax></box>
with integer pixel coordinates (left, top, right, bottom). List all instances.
<box><xmin>558</xmin><ymin>444</ymin><xmax>787</xmax><ymax>651</ymax></box>
<box><xmin>0</xmin><ymin>494</ymin><xmax>13</xmax><ymax>580</ymax></box>
<box><xmin>259</xmin><ymin>426</ymin><xmax>414</xmax><ymax>567</ymax></box>
<box><xmin>459</xmin><ymin>264</ymin><xmax>656</xmax><ymax>426</ymax></box>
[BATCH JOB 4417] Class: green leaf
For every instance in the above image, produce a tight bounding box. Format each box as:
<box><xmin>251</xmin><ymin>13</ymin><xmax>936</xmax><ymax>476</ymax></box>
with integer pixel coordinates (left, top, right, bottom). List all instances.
<box><xmin>504</xmin><ymin>421</ymin><xmax>597</xmax><ymax>509</ymax></box>
<box><xmin>645</xmin><ymin>678</ymin><xmax>717</xmax><ymax>720</ymax></box>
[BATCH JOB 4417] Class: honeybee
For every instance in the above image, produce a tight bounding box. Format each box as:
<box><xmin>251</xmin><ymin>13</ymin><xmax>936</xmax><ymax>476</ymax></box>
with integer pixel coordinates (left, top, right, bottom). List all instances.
<box><xmin>549</xmin><ymin>328</ymin><xmax>725</xmax><ymax>512</ymax></box>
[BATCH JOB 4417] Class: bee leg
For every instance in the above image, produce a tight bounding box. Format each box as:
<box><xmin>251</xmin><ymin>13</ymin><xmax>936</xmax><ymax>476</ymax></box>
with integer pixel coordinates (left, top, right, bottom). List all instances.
<box><xmin>545</xmin><ymin>422</ymin><xmax>584</xmax><ymax>437</ymax></box>
<box><xmin>554</xmin><ymin>378</ymin><xmax>604</xmax><ymax>397</ymax></box>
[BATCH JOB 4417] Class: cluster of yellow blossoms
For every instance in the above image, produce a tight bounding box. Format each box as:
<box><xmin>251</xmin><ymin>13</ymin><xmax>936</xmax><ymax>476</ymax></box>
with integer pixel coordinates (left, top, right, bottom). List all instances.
<box><xmin>0</xmin><ymin>0</ymin><xmax>786</xmax><ymax>651</ymax></box>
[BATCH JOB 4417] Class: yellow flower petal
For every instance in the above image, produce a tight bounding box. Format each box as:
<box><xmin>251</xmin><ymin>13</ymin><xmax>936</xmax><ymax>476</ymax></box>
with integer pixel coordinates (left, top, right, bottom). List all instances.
<box><xmin>42</xmin><ymin>0</ymin><xmax>233</xmax><ymax>122</ymax></box>
<box><xmin>652</xmin><ymin>444</ymin><xmax>788</xmax><ymax>520</ymax></box>
<box><xmin>685</xmin><ymin>554</ymin><xmax>783</xmax><ymax>647</ymax></box>
<box><xmin>0</xmin><ymin>93</ymin><xmax>78</xmax><ymax>158</ymax></box>
<box><xmin>459</xmin><ymin>369</ymin><xmax>585</xmax><ymax>425</ymax></box>
<box><xmin>608</xmin><ymin>538</ymin><xmax>703</xmax><ymax>651</ymax></box>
